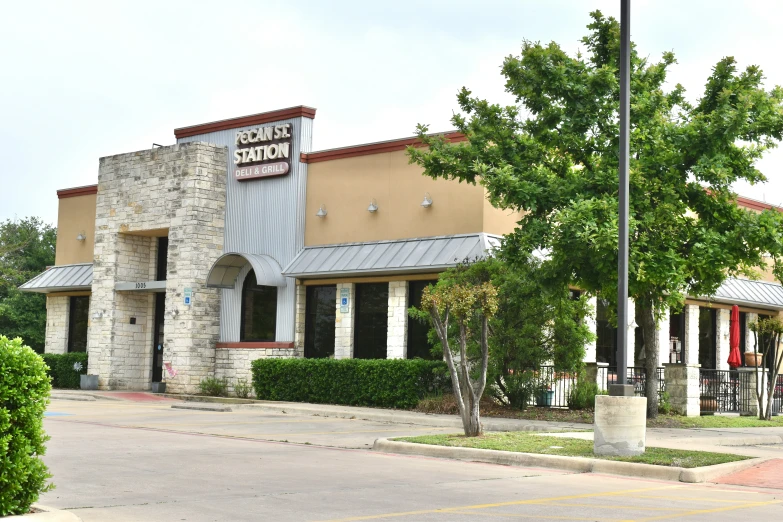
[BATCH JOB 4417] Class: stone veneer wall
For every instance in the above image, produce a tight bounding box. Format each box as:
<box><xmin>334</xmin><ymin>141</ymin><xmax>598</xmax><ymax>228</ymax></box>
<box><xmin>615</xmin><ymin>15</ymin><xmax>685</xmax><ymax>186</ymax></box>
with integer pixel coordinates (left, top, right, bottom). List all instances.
<box><xmin>294</xmin><ymin>284</ymin><xmax>306</xmax><ymax>357</ymax></box>
<box><xmin>45</xmin><ymin>296</ymin><xmax>70</xmax><ymax>354</ymax></box>
<box><xmin>215</xmin><ymin>347</ymin><xmax>297</xmax><ymax>396</ymax></box>
<box><xmin>334</xmin><ymin>283</ymin><xmax>355</xmax><ymax>359</ymax></box>
<box><xmin>387</xmin><ymin>281</ymin><xmax>408</xmax><ymax>359</ymax></box>
<box><xmin>87</xmin><ymin>142</ymin><xmax>226</xmax><ymax>393</ymax></box>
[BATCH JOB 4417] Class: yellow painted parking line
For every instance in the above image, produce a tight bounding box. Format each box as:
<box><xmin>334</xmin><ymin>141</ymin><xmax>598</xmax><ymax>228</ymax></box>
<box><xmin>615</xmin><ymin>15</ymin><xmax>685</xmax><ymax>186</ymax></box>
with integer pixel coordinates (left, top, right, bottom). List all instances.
<box><xmin>630</xmin><ymin>500</ymin><xmax>781</xmax><ymax>521</ymax></box>
<box><xmin>628</xmin><ymin>494</ymin><xmax>752</xmax><ymax>504</ymax></box>
<box><xmin>316</xmin><ymin>485</ymin><xmax>681</xmax><ymax>521</ymax></box>
<box><xmin>521</xmin><ymin>503</ymin><xmax>684</xmax><ymax>512</ymax></box>
<box><xmin>446</xmin><ymin>510</ymin><xmax>620</xmax><ymax>520</ymax></box>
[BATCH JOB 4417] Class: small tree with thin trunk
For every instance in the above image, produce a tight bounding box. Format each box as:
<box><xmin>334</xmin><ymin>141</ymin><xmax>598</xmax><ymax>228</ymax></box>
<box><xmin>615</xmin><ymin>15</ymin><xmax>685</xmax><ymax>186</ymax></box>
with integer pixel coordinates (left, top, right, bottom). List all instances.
<box><xmin>750</xmin><ymin>318</ymin><xmax>783</xmax><ymax>421</ymax></box>
<box><xmin>419</xmin><ymin>266</ymin><xmax>498</xmax><ymax>437</ymax></box>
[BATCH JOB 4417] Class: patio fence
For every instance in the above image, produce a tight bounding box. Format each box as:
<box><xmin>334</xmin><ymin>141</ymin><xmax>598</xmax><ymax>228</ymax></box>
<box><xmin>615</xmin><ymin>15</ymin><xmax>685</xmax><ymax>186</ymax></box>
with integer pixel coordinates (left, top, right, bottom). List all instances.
<box><xmin>698</xmin><ymin>369</ymin><xmax>741</xmax><ymax>414</ymax></box>
<box><xmin>529</xmin><ymin>366</ymin><xmax>665</xmax><ymax>409</ymax></box>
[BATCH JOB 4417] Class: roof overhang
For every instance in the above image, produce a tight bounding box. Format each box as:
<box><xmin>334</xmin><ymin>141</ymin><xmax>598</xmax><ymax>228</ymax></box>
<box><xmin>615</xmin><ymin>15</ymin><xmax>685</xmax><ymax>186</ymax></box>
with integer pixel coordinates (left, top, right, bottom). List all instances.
<box><xmin>698</xmin><ymin>277</ymin><xmax>783</xmax><ymax>311</ymax></box>
<box><xmin>283</xmin><ymin>233</ymin><xmax>501</xmax><ymax>279</ymax></box>
<box><xmin>19</xmin><ymin>263</ymin><xmax>93</xmax><ymax>294</ymax></box>
<box><xmin>206</xmin><ymin>253</ymin><xmax>286</xmax><ymax>288</ymax></box>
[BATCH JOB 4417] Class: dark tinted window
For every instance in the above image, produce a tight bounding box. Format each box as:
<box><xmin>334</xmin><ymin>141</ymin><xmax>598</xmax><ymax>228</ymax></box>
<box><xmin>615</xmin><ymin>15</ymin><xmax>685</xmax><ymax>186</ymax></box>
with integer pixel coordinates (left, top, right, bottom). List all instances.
<box><xmin>353</xmin><ymin>283</ymin><xmax>388</xmax><ymax>359</ymax></box>
<box><xmin>305</xmin><ymin>285</ymin><xmax>336</xmax><ymax>358</ymax></box>
<box><xmin>68</xmin><ymin>296</ymin><xmax>89</xmax><ymax>353</ymax></box>
<box><xmin>698</xmin><ymin>307</ymin><xmax>716</xmax><ymax>369</ymax></box>
<box><xmin>407</xmin><ymin>280</ymin><xmax>437</xmax><ymax>360</ymax></box>
<box><xmin>240</xmin><ymin>270</ymin><xmax>277</xmax><ymax>342</ymax></box>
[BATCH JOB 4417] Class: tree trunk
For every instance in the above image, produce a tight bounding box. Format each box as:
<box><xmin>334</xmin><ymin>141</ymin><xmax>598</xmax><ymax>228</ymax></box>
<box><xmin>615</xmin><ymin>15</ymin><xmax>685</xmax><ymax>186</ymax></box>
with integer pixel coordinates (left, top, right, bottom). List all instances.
<box><xmin>639</xmin><ymin>299</ymin><xmax>659</xmax><ymax>419</ymax></box>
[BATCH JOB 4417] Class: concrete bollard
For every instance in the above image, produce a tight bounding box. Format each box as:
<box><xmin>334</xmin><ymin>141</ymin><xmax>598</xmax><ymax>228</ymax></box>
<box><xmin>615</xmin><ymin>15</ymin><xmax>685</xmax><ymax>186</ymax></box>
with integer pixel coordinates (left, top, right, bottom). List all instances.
<box><xmin>593</xmin><ymin>395</ymin><xmax>647</xmax><ymax>456</ymax></box>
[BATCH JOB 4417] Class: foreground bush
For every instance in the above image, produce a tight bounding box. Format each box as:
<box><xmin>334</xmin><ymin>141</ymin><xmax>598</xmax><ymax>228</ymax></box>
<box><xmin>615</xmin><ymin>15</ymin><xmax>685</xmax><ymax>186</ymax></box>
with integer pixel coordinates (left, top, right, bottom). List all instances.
<box><xmin>567</xmin><ymin>377</ymin><xmax>604</xmax><ymax>410</ymax></box>
<box><xmin>252</xmin><ymin>358</ymin><xmax>450</xmax><ymax>409</ymax></box>
<box><xmin>41</xmin><ymin>352</ymin><xmax>88</xmax><ymax>389</ymax></box>
<box><xmin>0</xmin><ymin>336</ymin><xmax>53</xmax><ymax>516</ymax></box>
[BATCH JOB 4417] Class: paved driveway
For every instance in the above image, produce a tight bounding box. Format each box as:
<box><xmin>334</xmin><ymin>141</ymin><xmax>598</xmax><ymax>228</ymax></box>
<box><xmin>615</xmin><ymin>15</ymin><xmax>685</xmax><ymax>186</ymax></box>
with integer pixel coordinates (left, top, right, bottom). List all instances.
<box><xmin>40</xmin><ymin>396</ymin><xmax>783</xmax><ymax>521</ymax></box>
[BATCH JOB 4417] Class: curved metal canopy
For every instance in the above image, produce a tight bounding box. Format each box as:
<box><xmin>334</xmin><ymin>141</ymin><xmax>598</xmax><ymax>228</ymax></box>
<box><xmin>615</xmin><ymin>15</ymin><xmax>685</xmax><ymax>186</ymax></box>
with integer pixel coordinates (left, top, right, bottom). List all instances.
<box><xmin>206</xmin><ymin>253</ymin><xmax>286</xmax><ymax>288</ymax></box>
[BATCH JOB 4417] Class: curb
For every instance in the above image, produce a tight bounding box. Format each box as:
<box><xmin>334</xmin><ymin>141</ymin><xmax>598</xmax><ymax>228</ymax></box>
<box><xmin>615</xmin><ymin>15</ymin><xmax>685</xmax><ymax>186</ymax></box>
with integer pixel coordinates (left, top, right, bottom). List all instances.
<box><xmin>171</xmin><ymin>403</ymin><xmax>232</xmax><ymax>412</ymax></box>
<box><xmin>372</xmin><ymin>438</ymin><xmax>767</xmax><ymax>483</ymax></box>
<box><xmin>3</xmin><ymin>504</ymin><xmax>82</xmax><ymax>521</ymax></box>
<box><xmin>161</xmin><ymin>394</ymin><xmax>584</xmax><ymax>432</ymax></box>
<box><xmin>50</xmin><ymin>394</ymin><xmax>95</xmax><ymax>402</ymax></box>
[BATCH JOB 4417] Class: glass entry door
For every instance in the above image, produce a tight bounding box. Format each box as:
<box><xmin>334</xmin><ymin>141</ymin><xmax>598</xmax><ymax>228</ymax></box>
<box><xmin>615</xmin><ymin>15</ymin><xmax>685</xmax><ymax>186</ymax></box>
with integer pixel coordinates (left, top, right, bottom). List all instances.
<box><xmin>152</xmin><ymin>292</ymin><xmax>165</xmax><ymax>383</ymax></box>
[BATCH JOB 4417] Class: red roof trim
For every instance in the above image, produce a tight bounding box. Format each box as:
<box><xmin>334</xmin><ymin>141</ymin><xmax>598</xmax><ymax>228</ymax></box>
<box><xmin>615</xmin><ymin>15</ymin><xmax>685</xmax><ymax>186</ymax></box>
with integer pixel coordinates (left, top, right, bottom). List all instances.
<box><xmin>301</xmin><ymin>132</ymin><xmax>467</xmax><ymax>164</ymax></box>
<box><xmin>215</xmin><ymin>342</ymin><xmax>295</xmax><ymax>349</ymax></box>
<box><xmin>57</xmin><ymin>185</ymin><xmax>98</xmax><ymax>199</ymax></box>
<box><xmin>735</xmin><ymin>195</ymin><xmax>783</xmax><ymax>212</ymax></box>
<box><xmin>174</xmin><ymin>106</ymin><xmax>316</xmax><ymax>139</ymax></box>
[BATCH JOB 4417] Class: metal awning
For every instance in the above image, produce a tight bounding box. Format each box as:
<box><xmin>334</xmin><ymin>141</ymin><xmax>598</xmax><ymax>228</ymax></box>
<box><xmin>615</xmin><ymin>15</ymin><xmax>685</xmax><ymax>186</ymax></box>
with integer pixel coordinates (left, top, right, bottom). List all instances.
<box><xmin>206</xmin><ymin>253</ymin><xmax>286</xmax><ymax>288</ymax></box>
<box><xmin>704</xmin><ymin>278</ymin><xmax>783</xmax><ymax>310</ymax></box>
<box><xmin>283</xmin><ymin>233</ymin><xmax>501</xmax><ymax>279</ymax></box>
<box><xmin>19</xmin><ymin>263</ymin><xmax>93</xmax><ymax>293</ymax></box>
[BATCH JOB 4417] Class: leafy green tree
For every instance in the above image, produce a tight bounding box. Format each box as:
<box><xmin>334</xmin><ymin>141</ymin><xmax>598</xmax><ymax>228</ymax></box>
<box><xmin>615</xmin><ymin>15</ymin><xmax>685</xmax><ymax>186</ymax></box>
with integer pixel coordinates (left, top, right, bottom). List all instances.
<box><xmin>409</xmin><ymin>11</ymin><xmax>783</xmax><ymax>418</ymax></box>
<box><xmin>0</xmin><ymin>218</ymin><xmax>57</xmax><ymax>352</ymax></box>
<box><xmin>415</xmin><ymin>261</ymin><xmax>498</xmax><ymax>436</ymax></box>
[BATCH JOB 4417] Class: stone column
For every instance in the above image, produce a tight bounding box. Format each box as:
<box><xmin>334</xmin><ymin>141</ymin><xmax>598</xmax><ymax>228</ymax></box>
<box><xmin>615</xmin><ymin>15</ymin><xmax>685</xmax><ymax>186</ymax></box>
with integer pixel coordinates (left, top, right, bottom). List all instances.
<box><xmin>684</xmin><ymin>304</ymin><xmax>700</xmax><ymax>366</ymax></box>
<box><xmin>44</xmin><ymin>296</ymin><xmax>70</xmax><ymax>354</ymax></box>
<box><xmin>334</xmin><ymin>283</ymin><xmax>355</xmax><ymax>359</ymax></box>
<box><xmin>657</xmin><ymin>312</ymin><xmax>671</xmax><ymax>364</ymax></box>
<box><xmin>746</xmin><ymin>312</ymin><xmax>758</xmax><ymax>356</ymax></box>
<box><xmin>387</xmin><ymin>281</ymin><xmax>408</xmax><ymax>359</ymax></box>
<box><xmin>664</xmin><ymin>363</ymin><xmax>700</xmax><ymax>416</ymax></box>
<box><xmin>584</xmin><ymin>296</ymin><xmax>597</xmax><ymax>363</ymax></box>
<box><xmin>293</xmin><ymin>283</ymin><xmax>306</xmax><ymax>357</ymax></box>
<box><xmin>738</xmin><ymin>367</ymin><xmax>768</xmax><ymax>417</ymax></box>
<box><xmin>716</xmin><ymin>308</ymin><xmax>731</xmax><ymax>371</ymax></box>
<box><xmin>585</xmin><ymin>362</ymin><xmax>609</xmax><ymax>392</ymax></box>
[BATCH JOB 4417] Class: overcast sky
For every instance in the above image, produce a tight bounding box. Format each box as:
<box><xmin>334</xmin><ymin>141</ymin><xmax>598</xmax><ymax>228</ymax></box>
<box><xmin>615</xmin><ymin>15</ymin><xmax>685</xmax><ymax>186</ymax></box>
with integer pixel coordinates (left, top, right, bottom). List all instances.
<box><xmin>2</xmin><ymin>0</ymin><xmax>782</xmax><ymax>225</ymax></box>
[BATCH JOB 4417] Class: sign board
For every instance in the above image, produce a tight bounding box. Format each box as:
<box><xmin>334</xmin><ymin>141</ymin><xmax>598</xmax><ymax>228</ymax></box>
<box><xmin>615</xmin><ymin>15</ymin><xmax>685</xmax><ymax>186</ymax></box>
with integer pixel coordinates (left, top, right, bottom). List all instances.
<box><xmin>184</xmin><ymin>287</ymin><xmax>193</xmax><ymax>306</ymax></box>
<box><xmin>340</xmin><ymin>288</ymin><xmax>349</xmax><ymax>313</ymax></box>
<box><xmin>234</xmin><ymin>123</ymin><xmax>293</xmax><ymax>182</ymax></box>
<box><xmin>114</xmin><ymin>280</ymin><xmax>167</xmax><ymax>292</ymax></box>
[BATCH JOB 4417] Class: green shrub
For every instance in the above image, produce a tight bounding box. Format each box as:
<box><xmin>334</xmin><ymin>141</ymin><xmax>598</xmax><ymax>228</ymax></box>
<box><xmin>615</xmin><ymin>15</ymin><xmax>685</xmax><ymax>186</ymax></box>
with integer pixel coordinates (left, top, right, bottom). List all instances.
<box><xmin>658</xmin><ymin>391</ymin><xmax>672</xmax><ymax>415</ymax></box>
<box><xmin>41</xmin><ymin>352</ymin><xmax>88</xmax><ymax>389</ymax></box>
<box><xmin>567</xmin><ymin>377</ymin><xmax>604</xmax><ymax>410</ymax></box>
<box><xmin>251</xmin><ymin>358</ymin><xmax>450</xmax><ymax>409</ymax></box>
<box><xmin>0</xmin><ymin>336</ymin><xmax>54</xmax><ymax>516</ymax></box>
<box><xmin>199</xmin><ymin>377</ymin><xmax>229</xmax><ymax>397</ymax></box>
<box><xmin>234</xmin><ymin>378</ymin><xmax>251</xmax><ymax>399</ymax></box>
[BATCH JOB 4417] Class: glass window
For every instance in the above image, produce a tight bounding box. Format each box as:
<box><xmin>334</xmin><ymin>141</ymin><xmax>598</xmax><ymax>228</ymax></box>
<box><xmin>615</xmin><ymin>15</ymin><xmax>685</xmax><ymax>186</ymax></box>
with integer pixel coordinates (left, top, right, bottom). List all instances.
<box><xmin>305</xmin><ymin>285</ymin><xmax>336</xmax><ymax>358</ymax></box>
<box><xmin>669</xmin><ymin>310</ymin><xmax>685</xmax><ymax>364</ymax></box>
<box><xmin>407</xmin><ymin>280</ymin><xmax>437</xmax><ymax>360</ymax></box>
<box><xmin>596</xmin><ymin>299</ymin><xmax>617</xmax><ymax>366</ymax></box>
<box><xmin>353</xmin><ymin>283</ymin><xmax>388</xmax><ymax>359</ymax></box>
<box><xmin>68</xmin><ymin>296</ymin><xmax>89</xmax><ymax>353</ymax></box>
<box><xmin>698</xmin><ymin>307</ymin><xmax>716</xmax><ymax>370</ymax></box>
<box><xmin>240</xmin><ymin>270</ymin><xmax>277</xmax><ymax>342</ymax></box>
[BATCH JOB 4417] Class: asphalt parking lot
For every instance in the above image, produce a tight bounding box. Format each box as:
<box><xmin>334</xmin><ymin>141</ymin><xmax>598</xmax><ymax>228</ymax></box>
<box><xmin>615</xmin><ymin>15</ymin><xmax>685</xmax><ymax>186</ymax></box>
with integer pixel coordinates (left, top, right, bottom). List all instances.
<box><xmin>39</xmin><ymin>395</ymin><xmax>783</xmax><ymax>521</ymax></box>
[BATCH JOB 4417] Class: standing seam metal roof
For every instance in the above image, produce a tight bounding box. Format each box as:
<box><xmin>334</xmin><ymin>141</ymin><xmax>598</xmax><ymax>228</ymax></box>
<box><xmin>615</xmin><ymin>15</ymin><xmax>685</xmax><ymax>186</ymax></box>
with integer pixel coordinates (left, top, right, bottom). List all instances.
<box><xmin>707</xmin><ymin>277</ymin><xmax>783</xmax><ymax>310</ymax></box>
<box><xmin>18</xmin><ymin>263</ymin><xmax>93</xmax><ymax>293</ymax></box>
<box><xmin>282</xmin><ymin>234</ymin><xmax>502</xmax><ymax>278</ymax></box>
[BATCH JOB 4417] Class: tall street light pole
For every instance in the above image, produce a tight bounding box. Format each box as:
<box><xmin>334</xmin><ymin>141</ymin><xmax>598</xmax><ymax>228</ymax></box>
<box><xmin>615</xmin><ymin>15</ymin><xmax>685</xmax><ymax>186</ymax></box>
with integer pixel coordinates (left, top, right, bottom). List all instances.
<box><xmin>612</xmin><ymin>0</ymin><xmax>633</xmax><ymax>397</ymax></box>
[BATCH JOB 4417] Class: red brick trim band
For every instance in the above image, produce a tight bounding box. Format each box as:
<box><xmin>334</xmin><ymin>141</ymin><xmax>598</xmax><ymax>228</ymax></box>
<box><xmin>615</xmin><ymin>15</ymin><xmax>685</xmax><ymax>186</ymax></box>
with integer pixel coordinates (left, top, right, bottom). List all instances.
<box><xmin>301</xmin><ymin>132</ymin><xmax>467</xmax><ymax>164</ymax></box>
<box><xmin>57</xmin><ymin>185</ymin><xmax>98</xmax><ymax>198</ymax></box>
<box><xmin>215</xmin><ymin>342</ymin><xmax>295</xmax><ymax>349</ymax></box>
<box><xmin>174</xmin><ymin>106</ymin><xmax>317</xmax><ymax>139</ymax></box>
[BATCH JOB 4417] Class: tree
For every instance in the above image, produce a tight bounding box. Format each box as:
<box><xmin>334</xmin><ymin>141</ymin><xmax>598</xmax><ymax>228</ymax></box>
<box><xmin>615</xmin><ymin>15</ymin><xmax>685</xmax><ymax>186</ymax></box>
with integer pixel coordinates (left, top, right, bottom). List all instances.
<box><xmin>416</xmin><ymin>261</ymin><xmax>498</xmax><ymax>436</ymax></box>
<box><xmin>478</xmin><ymin>256</ymin><xmax>593</xmax><ymax>409</ymax></box>
<box><xmin>0</xmin><ymin>218</ymin><xmax>57</xmax><ymax>352</ymax></box>
<box><xmin>749</xmin><ymin>318</ymin><xmax>783</xmax><ymax>421</ymax></box>
<box><xmin>408</xmin><ymin>11</ymin><xmax>783</xmax><ymax>418</ymax></box>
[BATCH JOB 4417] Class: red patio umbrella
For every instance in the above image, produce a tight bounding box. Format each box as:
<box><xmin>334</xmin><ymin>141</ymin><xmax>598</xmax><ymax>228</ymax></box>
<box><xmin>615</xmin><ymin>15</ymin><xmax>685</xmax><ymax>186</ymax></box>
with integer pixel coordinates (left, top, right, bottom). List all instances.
<box><xmin>728</xmin><ymin>305</ymin><xmax>742</xmax><ymax>368</ymax></box>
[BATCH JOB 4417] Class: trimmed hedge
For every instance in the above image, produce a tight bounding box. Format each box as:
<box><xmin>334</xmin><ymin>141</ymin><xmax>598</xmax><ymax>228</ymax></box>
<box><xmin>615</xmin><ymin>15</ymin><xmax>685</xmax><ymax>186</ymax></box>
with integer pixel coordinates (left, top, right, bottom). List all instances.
<box><xmin>0</xmin><ymin>336</ymin><xmax>53</xmax><ymax>516</ymax></box>
<box><xmin>41</xmin><ymin>353</ymin><xmax>88</xmax><ymax>389</ymax></box>
<box><xmin>251</xmin><ymin>358</ymin><xmax>450</xmax><ymax>409</ymax></box>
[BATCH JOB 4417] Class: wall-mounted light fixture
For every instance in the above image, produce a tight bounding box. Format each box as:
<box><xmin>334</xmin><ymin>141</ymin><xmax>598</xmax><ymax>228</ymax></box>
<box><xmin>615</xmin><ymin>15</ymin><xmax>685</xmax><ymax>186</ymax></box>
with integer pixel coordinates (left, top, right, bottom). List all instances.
<box><xmin>76</xmin><ymin>231</ymin><xmax>86</xmax><ymax>241</ymax></box>
<box><xmin>420</xmin><ymin>192</ymin><xmax>433</xmax><ymax>208</ymax></box>
<box><xmin>316</xmin><ymin>204</ymin><xmax>328</xmax><ymax>218</ymax></box>
<box><xmin>367</xmin><ymin>199</ymin><xmax>378</xmax><ymax>213</ymax></box>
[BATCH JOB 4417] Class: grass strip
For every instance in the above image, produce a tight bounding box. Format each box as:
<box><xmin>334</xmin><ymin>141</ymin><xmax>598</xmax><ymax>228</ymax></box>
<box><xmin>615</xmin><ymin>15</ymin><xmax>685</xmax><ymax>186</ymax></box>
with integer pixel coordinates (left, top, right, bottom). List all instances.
<box><xmin>395</xmin><ymin>432</ymin><xmax>751</xmax><ymax>468</ymax></box>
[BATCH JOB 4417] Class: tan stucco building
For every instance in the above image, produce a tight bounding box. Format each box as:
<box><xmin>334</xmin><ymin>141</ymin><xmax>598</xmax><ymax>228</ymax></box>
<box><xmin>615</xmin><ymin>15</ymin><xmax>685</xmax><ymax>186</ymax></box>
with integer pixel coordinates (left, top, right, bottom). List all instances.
<box><xmin>20</xmin><ymin>105</ymin><xmax>783</xmax><ymax>397</ymax></box>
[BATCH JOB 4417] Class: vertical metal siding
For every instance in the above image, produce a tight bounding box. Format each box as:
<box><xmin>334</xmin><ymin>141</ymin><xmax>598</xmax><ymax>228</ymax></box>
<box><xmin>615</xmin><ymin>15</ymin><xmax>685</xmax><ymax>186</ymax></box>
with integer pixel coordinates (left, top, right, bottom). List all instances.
<box><xmin>179</xmin><ymin>116</ymin><xmax>312</xmax><ymax>342</ymax></box>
